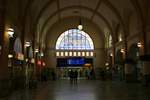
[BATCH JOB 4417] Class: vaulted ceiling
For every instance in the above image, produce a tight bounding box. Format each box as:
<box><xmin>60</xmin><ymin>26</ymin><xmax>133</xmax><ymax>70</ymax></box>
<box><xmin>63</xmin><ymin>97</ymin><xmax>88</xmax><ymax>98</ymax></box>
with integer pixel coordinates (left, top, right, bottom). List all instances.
<box><xmin>6</xmin><ymin>0</ymin><xmax>149</xmax><ymax>47</ymax></box>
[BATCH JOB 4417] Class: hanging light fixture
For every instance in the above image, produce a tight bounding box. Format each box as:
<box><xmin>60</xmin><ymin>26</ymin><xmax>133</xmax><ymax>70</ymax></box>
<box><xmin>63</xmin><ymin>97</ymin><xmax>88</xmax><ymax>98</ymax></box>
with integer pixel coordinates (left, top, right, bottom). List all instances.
<box><xmin>78</xmin><ymin>18</ymin><xmax>83</xmax><ymax>30</ymax></box>
<box><xmin>77</xmin><ymin>0</ymin><xmax>83</xmax><ymax>30</ymax></box>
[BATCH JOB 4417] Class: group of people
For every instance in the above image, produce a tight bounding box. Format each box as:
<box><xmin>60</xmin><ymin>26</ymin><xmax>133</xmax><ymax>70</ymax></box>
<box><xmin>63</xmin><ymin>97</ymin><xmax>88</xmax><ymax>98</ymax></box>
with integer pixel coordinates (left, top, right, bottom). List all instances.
<box><xmin>69</xmin><ymin>70</ymin><xmax>78</xmax><ymax>84</ymax></box>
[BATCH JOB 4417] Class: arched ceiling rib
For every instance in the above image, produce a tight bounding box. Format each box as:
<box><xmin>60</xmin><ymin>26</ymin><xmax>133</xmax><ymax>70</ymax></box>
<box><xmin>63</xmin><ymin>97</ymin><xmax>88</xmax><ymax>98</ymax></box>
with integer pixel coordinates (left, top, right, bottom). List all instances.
<box><xmin>102</xmin><ymin>0</ymin><xmax>125</xmax><ymax>29</ymax></box>
<box><xmin>43</xmin><ymin>16</ymin><xmax>105</xmax><ymax>45</ymax></box>
<box><xmin>130</xmin><ymin>0</ymin><xmax>144</xmax><ymax>27</ymax></box>
<box><xmin>90</xmin><ymin>0</ymin><xmax>103</xmax><ymax>20</ymax></box>
<box><xmin>30</xmin><ymin>0</ymin><xmax>116</xmax><ymax>36</ymax></box>
<box><xmin>56</xmin><ymin>0</ymin><xmax>61</xmax><ymax>20</ymax></box>
<box><xmin>107</xmin><ymin>0</ymin><xmax>134</xmax><ymax>17</ymax></box>
<box><xmin>39</xmin><ymin>5</ymin><xmax>113</xmax><ymax>40</ymax></box>
<box><xmin>22</xmin><ymin>0</ymin><xmax>140</xmax><ymax>45</ymax></box>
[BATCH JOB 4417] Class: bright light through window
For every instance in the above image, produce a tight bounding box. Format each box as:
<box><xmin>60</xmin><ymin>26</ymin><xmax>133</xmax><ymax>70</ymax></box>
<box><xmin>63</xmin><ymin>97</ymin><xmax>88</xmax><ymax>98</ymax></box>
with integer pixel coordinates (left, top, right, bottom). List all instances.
<box><xmin>56</xmin><ymin>29</ymin><xmax>94</xmax><ymax>50</ymax></box>
<box><xmin>65</xmin><ymin>52</ymin><xmax>68</xmax><ymax>56</ymax></box>
<box><xmin>60</xmin><ymin>52</ymin><xmax>64</xmax><ymax>56</ymax></box>
<box><xmin>78</xmin><ymin>52</ymin><xmax>81</xmax><ymax>56</ymax></box>
<box><xmin>56</xmin><ymin>51</ymin><xmax>94</xmax><ymax>57</ymax></box>
<box><xmin>56</xmin><ymin>52</ymin><xmax>59</xmax><ymax>56</ymax></box>
<box><xmin>82</xmin><ymin>52</ymin><xmax>85</xmax><ymax>56</ymax></box>
<box><xmin>90</xmin><ymin>52</ymin><xmax>94</xmax><ymax>56</ymax></box>
<box><xmin>55</xmin><ymin>29</ymin><xmax>94</xmax><ymax>57</ymax></box>
<box><xmin>73</xmin><ymin>52</ymin><xmax>77</xmax><ymax>56</ymax></box>
<box><xmin>86</xmin><ymin>52</ymin><xmax>89</xmax><ymax>56</ymax></box>
<box><xmin>69</xmin><ymin>52</ymin><xmax>72</xmax><ymax>56</ymax></box>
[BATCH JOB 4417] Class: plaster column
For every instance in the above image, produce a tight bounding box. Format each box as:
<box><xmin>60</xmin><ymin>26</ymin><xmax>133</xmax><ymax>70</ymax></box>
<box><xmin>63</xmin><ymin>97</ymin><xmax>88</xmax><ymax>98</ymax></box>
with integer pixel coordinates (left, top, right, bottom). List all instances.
<box><xmin>140</xmin><ymin>23</ymin><xmax>150</xmax><ymax>85</ymax></box>
<box><xmin>124</xmin><ymin>63</ymin><xmax>133</xmax><ymax>82</ymax></box>
<box><xmin>141</xmin><ymin>59</ymin><xmax>150</xmax><ymax>85</ymax></box>
<box><xmin>0</xmin><ymin>0</ymin><xmax>11</xmax><ymax>97</ymax></box>
<box><xmin>94</xmin><ymin>48</ymin><xmax>106</xmax><ymax>79</ymax></box>
<box><xmin>45</xmin><ymin>48</ymin><xmax>56</xmax><ymax>80</ymax></box>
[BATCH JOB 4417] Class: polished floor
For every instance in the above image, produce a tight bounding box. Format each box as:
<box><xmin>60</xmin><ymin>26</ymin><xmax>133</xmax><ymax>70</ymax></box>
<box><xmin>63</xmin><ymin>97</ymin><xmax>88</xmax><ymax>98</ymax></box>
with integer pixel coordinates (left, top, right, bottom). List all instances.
<box><xmin>1</xmin><ymin>80</ymin><xmax>150</xmax><ymax>100</ymax></box>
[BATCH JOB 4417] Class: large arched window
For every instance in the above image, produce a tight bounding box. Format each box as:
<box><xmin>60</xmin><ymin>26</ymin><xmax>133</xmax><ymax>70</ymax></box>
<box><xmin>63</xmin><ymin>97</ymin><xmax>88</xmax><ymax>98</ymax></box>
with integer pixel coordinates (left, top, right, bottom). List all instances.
<box><xmin>55</xmin><ymin>29</ymin><xmax>94</xmax><ymax>57</ymax></box>
<box><xmin>104</xmin><ymin>29</ymin><xmax>112</xmax><ymax>48</ymax></box>
<box><xmin>56</xmin><ymin>29</ymin><xmax>94</xmax><ymax>50</ymax></box>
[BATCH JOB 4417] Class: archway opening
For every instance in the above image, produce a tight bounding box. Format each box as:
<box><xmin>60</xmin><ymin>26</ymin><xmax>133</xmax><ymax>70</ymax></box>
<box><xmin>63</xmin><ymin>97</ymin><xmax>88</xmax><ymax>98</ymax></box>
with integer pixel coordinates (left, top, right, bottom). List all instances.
<box><xmin>128</xmin><ymin>44</ymin><xmax>141</xmax><ymax>81</ymax></box>
<box><xmin>55</xmin><ymin>28</ymin><xmax>95</xmax><ymax>79</ymax></box>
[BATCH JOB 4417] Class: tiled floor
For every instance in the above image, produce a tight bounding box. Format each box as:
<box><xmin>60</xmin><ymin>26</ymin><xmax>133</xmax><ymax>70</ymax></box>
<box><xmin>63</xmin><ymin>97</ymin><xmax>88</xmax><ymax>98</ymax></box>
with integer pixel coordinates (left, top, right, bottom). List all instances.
<box><xmin>1</xmin><ymin>80</ymin><xmax>150</xmax><ymax>100</ymax></box>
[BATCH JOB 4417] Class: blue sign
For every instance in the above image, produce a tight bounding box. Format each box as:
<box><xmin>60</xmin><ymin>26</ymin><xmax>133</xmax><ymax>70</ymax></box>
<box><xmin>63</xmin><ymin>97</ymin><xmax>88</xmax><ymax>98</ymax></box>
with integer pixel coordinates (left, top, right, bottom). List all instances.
<box><xmin>67</xmin><ymin>57</ymin><xmax>84</xmax><ymax>65</ymax></box>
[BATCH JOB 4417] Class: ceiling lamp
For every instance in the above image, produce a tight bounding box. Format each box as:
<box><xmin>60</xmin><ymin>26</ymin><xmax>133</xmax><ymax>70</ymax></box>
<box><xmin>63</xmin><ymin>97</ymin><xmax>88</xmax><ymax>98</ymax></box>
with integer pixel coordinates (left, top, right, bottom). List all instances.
<box><xmin>77</xmin><ymin>0</ymin><xmax>83</xmax><ymax>31</ymax></box>
<box><xmin>78</xmin><ymin>18</ymin><xmax>83</xmax><ymax>30</ymax></box>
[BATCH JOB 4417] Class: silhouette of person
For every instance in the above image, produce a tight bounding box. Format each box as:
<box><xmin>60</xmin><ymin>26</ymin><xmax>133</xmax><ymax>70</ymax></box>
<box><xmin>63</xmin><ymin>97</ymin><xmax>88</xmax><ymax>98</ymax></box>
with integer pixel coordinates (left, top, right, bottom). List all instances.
<box><xmin>73</xmin><ymin>70</ymin><xmax>78</xmax><ymax>84</ymax></box>
<box><xmin>69</xmin><ymin>70</ymin><xmax>73</xmax><ymax>84</ymax></box>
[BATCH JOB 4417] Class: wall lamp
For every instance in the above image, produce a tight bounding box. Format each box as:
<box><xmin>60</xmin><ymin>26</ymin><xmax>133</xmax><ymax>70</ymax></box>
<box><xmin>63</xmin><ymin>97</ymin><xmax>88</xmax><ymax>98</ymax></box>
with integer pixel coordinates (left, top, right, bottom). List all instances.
<box><xmin>120</xmin><ymin>48</ymin><xmax>125</xmax><ymax>53</ymax></box>
<box><xmin>7</xmin><ymin>28</ymin><xmax>14</xmax><ymax>37</ymax></box>
<box><xmin>105</xmin><ymin>62</ymin><xmax>109</xmax><ymax>66</ymax></box>
<box><xmin>8</xmin><ymin>54</ymin><xmax>13</xmax><ymax>58</ymax></box>
<box><xmin>25</xmin><ymin>42</ymin><xmax>30</xmax><ymax>47</ymax></box>
<box><xmin>137</xmin><ymin>42</ymin><xmax>142</xmax><ymax>48</ymax></box>
<box><xmin>110</xmin><ymin>53</ymin><xmax>113</xmax><ymax>57</ymax></box>
<box><xmin>35</xmin><ymin>49</ymin><xmax>39</xmax><ymax>53</ymax></box>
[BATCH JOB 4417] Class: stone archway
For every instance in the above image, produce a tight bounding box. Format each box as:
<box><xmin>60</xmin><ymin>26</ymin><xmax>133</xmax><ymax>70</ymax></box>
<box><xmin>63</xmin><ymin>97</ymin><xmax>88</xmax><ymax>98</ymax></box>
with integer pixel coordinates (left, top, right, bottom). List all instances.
<box><xmin>128</xmin><ymin>44</ymin><xmax>139</xmax><ymax>60</ymax></box>
<box><xmin>115</xmin><ymin>49</ymin><xmax>124</xmax><ymax>64</ymax></box>
<box><xmin>115</xmin><ymin>49</ymin><xmax>124</xmax><ymax>81</ymax></box>
<box><xmin>128</xmin><ymin>44</ymin><xmax>141</xmax><ymax>82</ymax></box>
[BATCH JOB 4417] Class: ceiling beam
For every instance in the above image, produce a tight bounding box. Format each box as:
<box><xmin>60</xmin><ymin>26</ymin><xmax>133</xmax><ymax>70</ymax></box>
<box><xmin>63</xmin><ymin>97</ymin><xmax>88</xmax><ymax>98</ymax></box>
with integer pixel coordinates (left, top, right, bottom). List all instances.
<box><xmin>39</xmin><ymin>6</ymin><xmax>113</xmax><ymax>41</ymax></box>
<box><xmin>103</xmin><ymin>0</ymin><xmax>125</xmax><ymax>31</ymax></box>
<box><xmin>31</xmin><ymin>0</ymin><xmax>115</xmax><ymax>45</ymax></box>
<box><xmin>56</xmin><ymin>0</ymin><xmax>61</xmax><ymax>21</ymax></box>
<box><xmin>90</xmin><ymin>0</ymin><xmax>103</xmax><ymax>20</ymax></box>
<box><xmin>32</xmin><ymin>0</ymin><xmax>55</xmax><ymax>34</ymax></box>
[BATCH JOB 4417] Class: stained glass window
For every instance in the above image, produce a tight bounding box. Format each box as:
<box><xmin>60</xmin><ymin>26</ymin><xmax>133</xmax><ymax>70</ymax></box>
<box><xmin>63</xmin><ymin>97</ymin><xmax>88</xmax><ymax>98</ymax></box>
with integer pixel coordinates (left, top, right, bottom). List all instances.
<box><xmin>56</xmin><ymin>29</ymin><xmax>94</xmax><ymax>50</ymax></box>
<box><xmin>104</xmin><ymin>30</ymin><xmax>112</xmax><ymax>48</ymax></box>
<box><xmin>109</xmin><ymin>35</ymin><xmax>112</xmax><ymax>47</ymax></box>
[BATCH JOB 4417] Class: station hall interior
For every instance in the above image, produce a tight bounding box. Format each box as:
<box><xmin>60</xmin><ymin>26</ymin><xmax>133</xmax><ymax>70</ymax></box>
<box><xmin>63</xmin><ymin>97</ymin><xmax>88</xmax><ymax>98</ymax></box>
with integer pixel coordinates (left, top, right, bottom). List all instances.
<box><xmin>0</xmin><ymin>0</ymin><xmax>150</xmax><ymax>99</ymax></box>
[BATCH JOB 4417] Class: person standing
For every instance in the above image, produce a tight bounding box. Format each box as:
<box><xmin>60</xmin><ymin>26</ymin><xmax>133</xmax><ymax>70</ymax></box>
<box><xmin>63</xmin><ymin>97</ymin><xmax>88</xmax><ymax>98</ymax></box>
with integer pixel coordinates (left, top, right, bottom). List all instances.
<box><xmin>69</xmin><ymin>70</ymin><xmax>73</xmax><ymax>84</ymax></box>
<box><xmin>73</xmin><ymin>70</ymin><xmax>78</xmax><ymax>84</ymax></box>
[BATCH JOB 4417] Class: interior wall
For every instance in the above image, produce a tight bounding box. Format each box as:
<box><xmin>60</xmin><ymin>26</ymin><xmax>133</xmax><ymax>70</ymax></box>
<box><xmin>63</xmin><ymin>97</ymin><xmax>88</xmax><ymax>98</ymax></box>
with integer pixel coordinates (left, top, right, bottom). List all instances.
<box><xmin>44</xmin><ymin>17</ymin><xmax>106</xmax><ymax>69</ymax></box>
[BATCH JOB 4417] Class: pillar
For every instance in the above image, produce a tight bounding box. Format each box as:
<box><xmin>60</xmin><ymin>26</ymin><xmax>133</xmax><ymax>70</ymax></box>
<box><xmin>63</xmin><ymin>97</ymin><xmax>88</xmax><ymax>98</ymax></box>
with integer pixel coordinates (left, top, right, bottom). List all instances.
<box><xmin>140</xmin><ymin>14</ymin><xmax>150</xmax><ymax>85</ymax></box>
<box><xmin>0</xmin><ymin>0</ymin><xmax>11</xmax><ymax>97</ymax></box>
<box><xmin>124</xmin><ymin>62</ymin><xmax>133</xmax><ymax>82</ymax></box>
<box><xmin>140</xmin><ymin>56</ymin><xmax>150</xmax><ymax>86</ymax></box>
<box><xmin>94</xmin><ymin>48</ymin><xmax>106</xmax><ymax>80</ymax></box>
